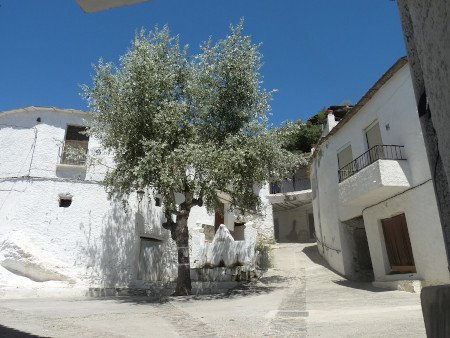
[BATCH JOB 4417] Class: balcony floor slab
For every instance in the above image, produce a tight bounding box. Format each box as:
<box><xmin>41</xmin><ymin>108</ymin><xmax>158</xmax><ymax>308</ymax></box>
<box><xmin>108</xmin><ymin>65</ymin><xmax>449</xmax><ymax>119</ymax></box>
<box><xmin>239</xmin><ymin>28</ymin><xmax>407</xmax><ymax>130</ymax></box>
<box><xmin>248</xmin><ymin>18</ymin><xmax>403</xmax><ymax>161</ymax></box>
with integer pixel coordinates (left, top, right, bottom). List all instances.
<box><xmin>339</xmin><ymin>160</ymin><xmax>410</xmax><ymax>207</ymax></box>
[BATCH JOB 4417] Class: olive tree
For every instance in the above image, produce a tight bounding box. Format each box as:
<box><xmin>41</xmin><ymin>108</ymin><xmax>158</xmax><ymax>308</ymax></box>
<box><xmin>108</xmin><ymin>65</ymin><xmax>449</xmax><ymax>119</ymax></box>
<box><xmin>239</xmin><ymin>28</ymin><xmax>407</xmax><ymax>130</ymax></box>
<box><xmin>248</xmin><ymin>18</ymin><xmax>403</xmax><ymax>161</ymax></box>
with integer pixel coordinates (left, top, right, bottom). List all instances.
<box><xmin>83</xmin><ymin>21</ymin><xmax>298</xmax><ymax>295</ymax></box>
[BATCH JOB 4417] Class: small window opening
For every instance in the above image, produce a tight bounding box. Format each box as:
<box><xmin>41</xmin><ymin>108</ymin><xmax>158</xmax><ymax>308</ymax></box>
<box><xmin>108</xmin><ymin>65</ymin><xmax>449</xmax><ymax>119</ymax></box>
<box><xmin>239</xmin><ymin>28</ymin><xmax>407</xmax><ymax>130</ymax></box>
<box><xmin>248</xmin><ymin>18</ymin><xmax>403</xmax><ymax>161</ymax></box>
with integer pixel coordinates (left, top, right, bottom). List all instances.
<box><xmin>202</xmin><ymin>224</ymin><xmax>215</xmax><ymax>242</ymax></box>
<box><xmin>232</xmin><ymin>222</ymin><xmax>246</xmax><ymax>241</ymax></box>
<box><xmin>59</xmin><ymin>197</ymin><xmax>72</xmax><ymax>208</ymax></box>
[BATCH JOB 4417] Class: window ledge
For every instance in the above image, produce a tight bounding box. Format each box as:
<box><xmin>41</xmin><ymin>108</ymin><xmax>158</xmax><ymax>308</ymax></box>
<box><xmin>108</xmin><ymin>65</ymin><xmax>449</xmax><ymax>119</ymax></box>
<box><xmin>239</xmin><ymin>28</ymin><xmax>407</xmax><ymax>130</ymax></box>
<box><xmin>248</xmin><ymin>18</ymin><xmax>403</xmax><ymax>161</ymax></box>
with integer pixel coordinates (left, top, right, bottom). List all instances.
<box><xmin>56</xmin><ymin>163</ymin><xmax>87</xmax><ymax>171</ymax></box>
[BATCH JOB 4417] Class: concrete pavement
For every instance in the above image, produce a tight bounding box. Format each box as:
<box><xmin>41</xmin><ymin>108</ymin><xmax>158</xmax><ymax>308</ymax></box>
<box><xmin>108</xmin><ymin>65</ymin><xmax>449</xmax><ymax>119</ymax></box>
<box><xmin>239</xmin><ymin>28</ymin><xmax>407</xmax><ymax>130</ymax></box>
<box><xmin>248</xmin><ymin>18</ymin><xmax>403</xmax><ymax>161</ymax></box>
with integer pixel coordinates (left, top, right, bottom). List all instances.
<box><xmin>0</xmin><ymin>243</ymin><xmax>425</xmax><ymax>337</ymax></box>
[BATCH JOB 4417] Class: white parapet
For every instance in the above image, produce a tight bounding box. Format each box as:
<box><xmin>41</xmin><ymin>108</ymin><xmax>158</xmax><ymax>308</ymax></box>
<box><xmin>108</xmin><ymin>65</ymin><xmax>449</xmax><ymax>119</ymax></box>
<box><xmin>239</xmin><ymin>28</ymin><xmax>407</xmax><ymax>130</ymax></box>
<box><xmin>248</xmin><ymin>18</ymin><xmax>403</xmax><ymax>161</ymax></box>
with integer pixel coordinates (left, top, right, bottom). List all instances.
<box><xmin>339</xmin><ymin>159</ymin><xmax>411</xmax><ymax>207</ymax></box>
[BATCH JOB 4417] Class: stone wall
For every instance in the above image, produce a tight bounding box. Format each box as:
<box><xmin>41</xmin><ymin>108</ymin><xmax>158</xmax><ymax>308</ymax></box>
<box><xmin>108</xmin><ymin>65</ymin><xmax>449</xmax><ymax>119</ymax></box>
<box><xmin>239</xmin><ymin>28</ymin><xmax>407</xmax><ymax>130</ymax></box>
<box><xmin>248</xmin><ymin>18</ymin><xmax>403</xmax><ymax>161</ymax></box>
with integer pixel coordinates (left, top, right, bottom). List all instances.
<box><xmin>397</xmin><ymin>0</ymin><xmax>450</xmax><ymax>269</ymax></box>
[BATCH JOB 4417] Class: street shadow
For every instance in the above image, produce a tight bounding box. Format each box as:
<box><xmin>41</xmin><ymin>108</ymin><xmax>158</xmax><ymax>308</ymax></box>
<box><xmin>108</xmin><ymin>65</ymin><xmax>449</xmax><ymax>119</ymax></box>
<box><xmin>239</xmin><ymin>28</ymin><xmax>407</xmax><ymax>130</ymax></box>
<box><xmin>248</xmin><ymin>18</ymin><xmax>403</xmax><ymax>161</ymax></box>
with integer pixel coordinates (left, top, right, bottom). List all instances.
<box><xmin>301</xmin><ymin>244</ymin><xmax>337</xmax><ymax>270</ymax></box>
<box><xmin>302</xmin><ymin>244</ymin><xmax>388</xmax><ymax>293</ymax></box>
<box><xmin>0</xmin><ymin>324</ymin><xmax>44</xmax><ymax>338</ymax></box>
<box><xmin>332</xmin><ymin>279</ymin><xmax>387</xmax><ymax>292</ymax></box>
<box><xmin>258</xmin><ymin>275</ymin><xmax>293</xmax><ymax>284</ymax></box>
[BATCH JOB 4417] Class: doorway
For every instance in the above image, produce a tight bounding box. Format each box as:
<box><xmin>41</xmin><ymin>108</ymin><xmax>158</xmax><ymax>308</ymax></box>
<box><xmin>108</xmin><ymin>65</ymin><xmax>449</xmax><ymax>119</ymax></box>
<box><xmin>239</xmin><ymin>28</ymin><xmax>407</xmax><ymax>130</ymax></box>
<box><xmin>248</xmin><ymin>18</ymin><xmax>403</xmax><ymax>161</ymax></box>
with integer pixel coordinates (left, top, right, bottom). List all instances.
<box><xmin>381</xmin><ymin>213</ymin><xmax>416</xmax><ymax>274</ymax></box>
<box><xmin>341</xmin><ymin>217</ymin><xmax>374</xmax><ymax>281</ymax></box>
<box><xmin>214</xmin><ymin>202</ymin><xmax>225</xmax><ymax>233</ymax></box>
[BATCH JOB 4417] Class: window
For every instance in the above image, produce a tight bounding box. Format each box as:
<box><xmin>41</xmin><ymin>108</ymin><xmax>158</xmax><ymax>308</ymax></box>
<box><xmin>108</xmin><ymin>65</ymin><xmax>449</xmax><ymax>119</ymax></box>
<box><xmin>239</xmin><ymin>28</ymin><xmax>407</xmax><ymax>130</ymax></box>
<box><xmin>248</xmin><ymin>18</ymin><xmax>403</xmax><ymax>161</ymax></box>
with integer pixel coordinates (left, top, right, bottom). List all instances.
<box><xmin>365</xmin><ymin>121</ymin><xmax>384</xmax><ymax>161</ymax></box>
<box><xmin>365</xmin><ymin>121</ymin><xmax>383</xmax><ymax>150</ymax></box>
<box><xmin>60</xmin><ymin>125</ymin><xmax>89</xmax><ymax>165</ymax></box>
<box><xmin>337</xmin><ymin>144</ymin><xmax>354</xmax><ymax>182</ymax></box>
<box><xmin>232</xmin><ymin>222</ymin><xmax>245</xmax><ymax>241</ymax></box>
<box><xmin>381</xmin><ymin>213</ymin><xmax>416</xmax><ymax>274</ymax></box>
<box><xmin>337</xmin><ymin>144</ymin><xmax>353</xmax><ymax>169</ymax></box>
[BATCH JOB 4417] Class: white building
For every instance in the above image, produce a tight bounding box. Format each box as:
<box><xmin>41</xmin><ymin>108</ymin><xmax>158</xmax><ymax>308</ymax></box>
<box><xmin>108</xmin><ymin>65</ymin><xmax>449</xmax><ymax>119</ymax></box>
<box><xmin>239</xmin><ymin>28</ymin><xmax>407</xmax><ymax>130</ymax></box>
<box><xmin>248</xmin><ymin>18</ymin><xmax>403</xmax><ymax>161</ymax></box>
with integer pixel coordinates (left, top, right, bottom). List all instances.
<box><xmin>266</xmin><ymin>167</ymin><xmax>314</xmax><ymax>243</ymax></box>
<box><xmin>0</xmin><ymin>106</ymin><xmax>273</xmax><ymax>296</ymax></box>
<box><xmin>310</xmin><ymin>57</ymin><xmax>450</xmax><ymax>290</ymax></box>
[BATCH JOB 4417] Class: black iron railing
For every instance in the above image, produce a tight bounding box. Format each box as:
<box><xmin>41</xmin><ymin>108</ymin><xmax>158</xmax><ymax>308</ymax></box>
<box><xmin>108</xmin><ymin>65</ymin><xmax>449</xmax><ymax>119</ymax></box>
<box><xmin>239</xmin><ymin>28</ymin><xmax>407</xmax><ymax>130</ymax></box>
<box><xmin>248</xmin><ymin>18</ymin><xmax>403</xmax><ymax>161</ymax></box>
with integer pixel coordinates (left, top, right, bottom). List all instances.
<box><xmin>269</xmin><ymin>178</ymin><xmax>311</xmax><ymax>194</ymax></box>
<box><xmin>60</xmin><ymin>140</ymin><xmax>89</xmax><ymax>165</ymax></box>
<box><xmin>338</xmin><ymin>145</ymin><xmax>406</xmax><ymax>183</ymax></box>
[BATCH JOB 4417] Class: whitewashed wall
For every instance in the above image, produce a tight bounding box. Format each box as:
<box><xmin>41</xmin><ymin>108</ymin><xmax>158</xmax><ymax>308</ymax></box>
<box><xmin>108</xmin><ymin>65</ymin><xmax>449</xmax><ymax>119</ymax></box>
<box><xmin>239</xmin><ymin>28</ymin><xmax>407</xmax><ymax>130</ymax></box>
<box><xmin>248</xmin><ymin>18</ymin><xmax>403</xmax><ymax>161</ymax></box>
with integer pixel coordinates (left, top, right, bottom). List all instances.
<box><xmin>363</xmin><ymin>182</ymin><xmax>450</xmax><ymax>286</ymax></box>
<box><xmin>311</xmin><ymin>65</ymin><xmax>450</xmax><ymax>286</ymax></box>
<box><xmin>273</xmin><ymin>204</ymin><xmax>313</xmax><ymax>243</ymax></box>
<box><xmin>0</xmin><ymin>107</ymin><xmax>273</xmax><ymax>291</ymax></box>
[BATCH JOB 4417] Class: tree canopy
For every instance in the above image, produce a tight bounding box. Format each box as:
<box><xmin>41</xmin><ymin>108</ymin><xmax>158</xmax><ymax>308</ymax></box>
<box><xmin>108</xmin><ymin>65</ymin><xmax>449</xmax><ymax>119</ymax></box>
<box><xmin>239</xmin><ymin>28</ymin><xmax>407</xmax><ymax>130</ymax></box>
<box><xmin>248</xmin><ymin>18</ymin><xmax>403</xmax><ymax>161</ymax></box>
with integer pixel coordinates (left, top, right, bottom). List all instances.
<box><xmin>83</xmin><ymin>21</ymin><xmax>300</xmax><ymax>294</ymax></box>
<box><xmin>84</xmin><ymin>21</ymin><xmax>298</xmax><ymax>215</ymax></box>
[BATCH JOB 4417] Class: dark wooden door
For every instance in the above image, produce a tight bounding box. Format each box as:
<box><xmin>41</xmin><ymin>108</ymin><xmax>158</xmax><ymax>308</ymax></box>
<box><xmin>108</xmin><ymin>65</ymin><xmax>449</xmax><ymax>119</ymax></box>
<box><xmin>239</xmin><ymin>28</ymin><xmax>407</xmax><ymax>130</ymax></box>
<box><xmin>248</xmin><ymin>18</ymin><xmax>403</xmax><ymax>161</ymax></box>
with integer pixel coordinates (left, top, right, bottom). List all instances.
<box><xmin>381</xmin><ymin>214</ymin><xmax>416</xmax><ymax>273</ymax></box>
<box><xmin>214</xmin><ymin>202</ymin><xmax>225</xmax><ymax>233</ymax></box>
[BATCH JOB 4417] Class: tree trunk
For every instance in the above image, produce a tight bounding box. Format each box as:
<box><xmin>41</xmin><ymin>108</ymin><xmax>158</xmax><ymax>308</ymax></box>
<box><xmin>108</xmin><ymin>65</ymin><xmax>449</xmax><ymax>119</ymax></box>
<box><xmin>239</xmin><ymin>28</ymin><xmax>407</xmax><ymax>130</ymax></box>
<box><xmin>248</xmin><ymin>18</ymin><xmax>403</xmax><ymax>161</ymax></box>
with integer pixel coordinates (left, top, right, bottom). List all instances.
<box><xmin>173</xmin><ymin>200</ymin><xmax>192</xmax><ymax>295</ymax></box>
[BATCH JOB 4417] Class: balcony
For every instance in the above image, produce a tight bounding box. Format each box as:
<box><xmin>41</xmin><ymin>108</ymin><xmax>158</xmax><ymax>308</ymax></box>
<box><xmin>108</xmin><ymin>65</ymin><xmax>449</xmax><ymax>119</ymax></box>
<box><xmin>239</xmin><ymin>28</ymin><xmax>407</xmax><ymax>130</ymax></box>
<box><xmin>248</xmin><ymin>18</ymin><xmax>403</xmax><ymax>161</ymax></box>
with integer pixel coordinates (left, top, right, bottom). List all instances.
<box><xmin>338</xmin><ymin>145</ymin><xmax>406</xmax><ymax>182</ymax></box>
<box><xmin>269</xmin><ymin>178</ymin><xmax>311</xmax><ymax>194</ymax></box>
<box><xmin>55</xmin><ymin>140</ymin><xmax>88</xmax><ymax>179</ymax></box>
<box><xmin>338</xmin><ymin>145</ymin><xmax>410</xmax><ymax>207</ymax></box>
<box><xmin>268</xmin><ymin>178</ymin><xmax>312</xmax><ymax>211</ymax></box>
<box><xmin>59</xmin><ymin>140</ymin><xmax>88</xmax><ymax>166</ymax></box>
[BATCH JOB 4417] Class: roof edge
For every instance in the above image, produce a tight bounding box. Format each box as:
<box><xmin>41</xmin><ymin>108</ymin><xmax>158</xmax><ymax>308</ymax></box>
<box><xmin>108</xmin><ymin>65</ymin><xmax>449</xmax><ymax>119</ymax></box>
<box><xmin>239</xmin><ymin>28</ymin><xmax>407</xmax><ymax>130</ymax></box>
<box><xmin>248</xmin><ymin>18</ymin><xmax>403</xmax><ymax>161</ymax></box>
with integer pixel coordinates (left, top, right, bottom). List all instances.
<box><xmin>0</xmin><ymin>106</ymin><xmax>91</xmax><ymax>117</ymax></box>
<box><xmin>311</xmin><ymin>56</ymin><xmax>408</xmax><ymax>161</ymax></box>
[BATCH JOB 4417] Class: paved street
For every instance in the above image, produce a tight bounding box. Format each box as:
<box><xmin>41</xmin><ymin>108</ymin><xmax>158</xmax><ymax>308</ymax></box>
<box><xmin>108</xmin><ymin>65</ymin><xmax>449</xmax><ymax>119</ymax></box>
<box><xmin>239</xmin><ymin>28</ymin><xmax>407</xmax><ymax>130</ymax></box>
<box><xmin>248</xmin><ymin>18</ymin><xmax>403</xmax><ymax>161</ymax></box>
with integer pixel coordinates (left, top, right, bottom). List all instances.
<box><xmin>0</xmin><ymin>244</ymin><xmax>425</xmax><ymax>337</ymax></box>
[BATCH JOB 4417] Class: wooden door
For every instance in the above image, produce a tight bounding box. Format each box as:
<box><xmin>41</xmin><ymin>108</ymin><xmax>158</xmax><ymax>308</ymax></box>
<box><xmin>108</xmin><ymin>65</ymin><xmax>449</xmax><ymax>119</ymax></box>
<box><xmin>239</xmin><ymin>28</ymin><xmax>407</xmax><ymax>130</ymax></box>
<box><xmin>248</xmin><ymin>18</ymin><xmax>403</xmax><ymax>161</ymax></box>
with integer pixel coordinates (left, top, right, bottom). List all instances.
<box><xmin>381</xmin><ymin>214</ymin><xmax>416</xmax><ymax>273</ymax></box>
<box><xmin>214</xmin><ymin>202</ymin><xmax>225</xmax><ymax>233</ymax></box>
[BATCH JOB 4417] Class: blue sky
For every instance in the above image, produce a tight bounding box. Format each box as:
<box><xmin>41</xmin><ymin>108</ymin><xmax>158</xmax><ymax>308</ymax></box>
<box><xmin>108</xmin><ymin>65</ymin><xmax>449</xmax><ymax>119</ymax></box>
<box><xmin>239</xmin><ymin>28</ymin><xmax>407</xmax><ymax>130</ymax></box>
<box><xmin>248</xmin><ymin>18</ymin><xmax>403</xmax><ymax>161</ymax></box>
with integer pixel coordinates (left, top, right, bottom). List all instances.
<box><xmin>0</xmin><ymin>0</ymin><xmax>405</xmax><ymax>126</ymax></box>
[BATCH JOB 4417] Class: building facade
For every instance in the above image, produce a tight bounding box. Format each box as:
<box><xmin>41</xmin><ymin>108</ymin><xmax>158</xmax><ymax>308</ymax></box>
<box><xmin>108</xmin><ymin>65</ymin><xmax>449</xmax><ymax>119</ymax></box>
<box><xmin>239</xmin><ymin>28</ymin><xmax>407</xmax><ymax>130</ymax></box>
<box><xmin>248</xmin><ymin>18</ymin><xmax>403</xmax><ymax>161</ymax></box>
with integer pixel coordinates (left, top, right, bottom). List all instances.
<box><xmin>267</xmin><ymin>167</ymin><xmax>314</xmax><ymax>243</ymax></box>
<box><xmin>0</xmin><ymin>107</ymin><xmax>273</xmax><ymax>295</ymax></box>
<box><xmin>310</xmin><ymin>58</ymin><xmax>450</xmax><ymax>289</ymax></box>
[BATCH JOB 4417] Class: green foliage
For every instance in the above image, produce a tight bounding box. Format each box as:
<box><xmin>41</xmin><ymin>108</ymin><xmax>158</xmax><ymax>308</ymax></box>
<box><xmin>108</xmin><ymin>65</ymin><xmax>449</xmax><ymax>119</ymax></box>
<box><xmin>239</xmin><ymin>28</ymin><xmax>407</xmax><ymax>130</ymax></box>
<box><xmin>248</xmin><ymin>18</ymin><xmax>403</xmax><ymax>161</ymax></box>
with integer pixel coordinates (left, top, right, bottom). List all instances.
<box><xmin>307</xmin><ymin>107</ymin><xmax>328</xmax><ymax>126</ymax></box>
<box><xmin>255</xmin><ymin>235</ymin><xmax>275</xmax><ymax>270</ymax></box>
<box><xmin>83</xmin><ymin>20</ymin><xmax>299</xmax><ymax>217</ymax></box>
<box><xmin>276</xmin><ymin>120</ymin><xmax>322</xmax><ymax>153</ymax></box>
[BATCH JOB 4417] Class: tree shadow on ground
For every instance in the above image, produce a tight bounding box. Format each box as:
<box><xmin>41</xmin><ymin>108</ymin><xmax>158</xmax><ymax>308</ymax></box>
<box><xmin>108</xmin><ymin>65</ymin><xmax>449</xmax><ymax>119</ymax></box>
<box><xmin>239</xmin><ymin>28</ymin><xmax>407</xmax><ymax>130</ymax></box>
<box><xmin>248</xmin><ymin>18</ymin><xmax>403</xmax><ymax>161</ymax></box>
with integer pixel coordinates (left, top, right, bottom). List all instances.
<box><xmin>171</xmin><ymin>282</ymin><xmax>279</xmax><ymax>302</ymax></box>
<box><xmin>93</xmin><ymin>273</ymin><xmax>287</xmax><ymax>305</ymax></box>
<box><xmin>0</xmin><ymin>324</ymin><xmax>43</xmax><ymax>338</ymax></box>
<box><xmin>302</xmin><ymin>244</ymin><xmax>389</xmax><ymax>293</ymax></box>
<box><xmin>301</xmin><ymin>244</ymin><xmax>333</xmax><ymax>268</ymax></box>
<box><xmin>258</xmin><ymin>275</ymin><xmax>293</xmax><ymax>284</ymax></box>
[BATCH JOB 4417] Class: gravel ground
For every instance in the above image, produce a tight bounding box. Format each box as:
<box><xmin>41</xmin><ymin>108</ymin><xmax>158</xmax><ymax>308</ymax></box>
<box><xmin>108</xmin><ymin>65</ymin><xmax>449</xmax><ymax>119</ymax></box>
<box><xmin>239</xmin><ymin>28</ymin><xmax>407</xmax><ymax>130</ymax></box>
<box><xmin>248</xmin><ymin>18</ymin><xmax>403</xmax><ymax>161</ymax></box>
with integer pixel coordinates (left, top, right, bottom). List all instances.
<box><xmin>0</xmin><ymin>243</ymin><xmax>425</xmax><ymax>337</ymax></box>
